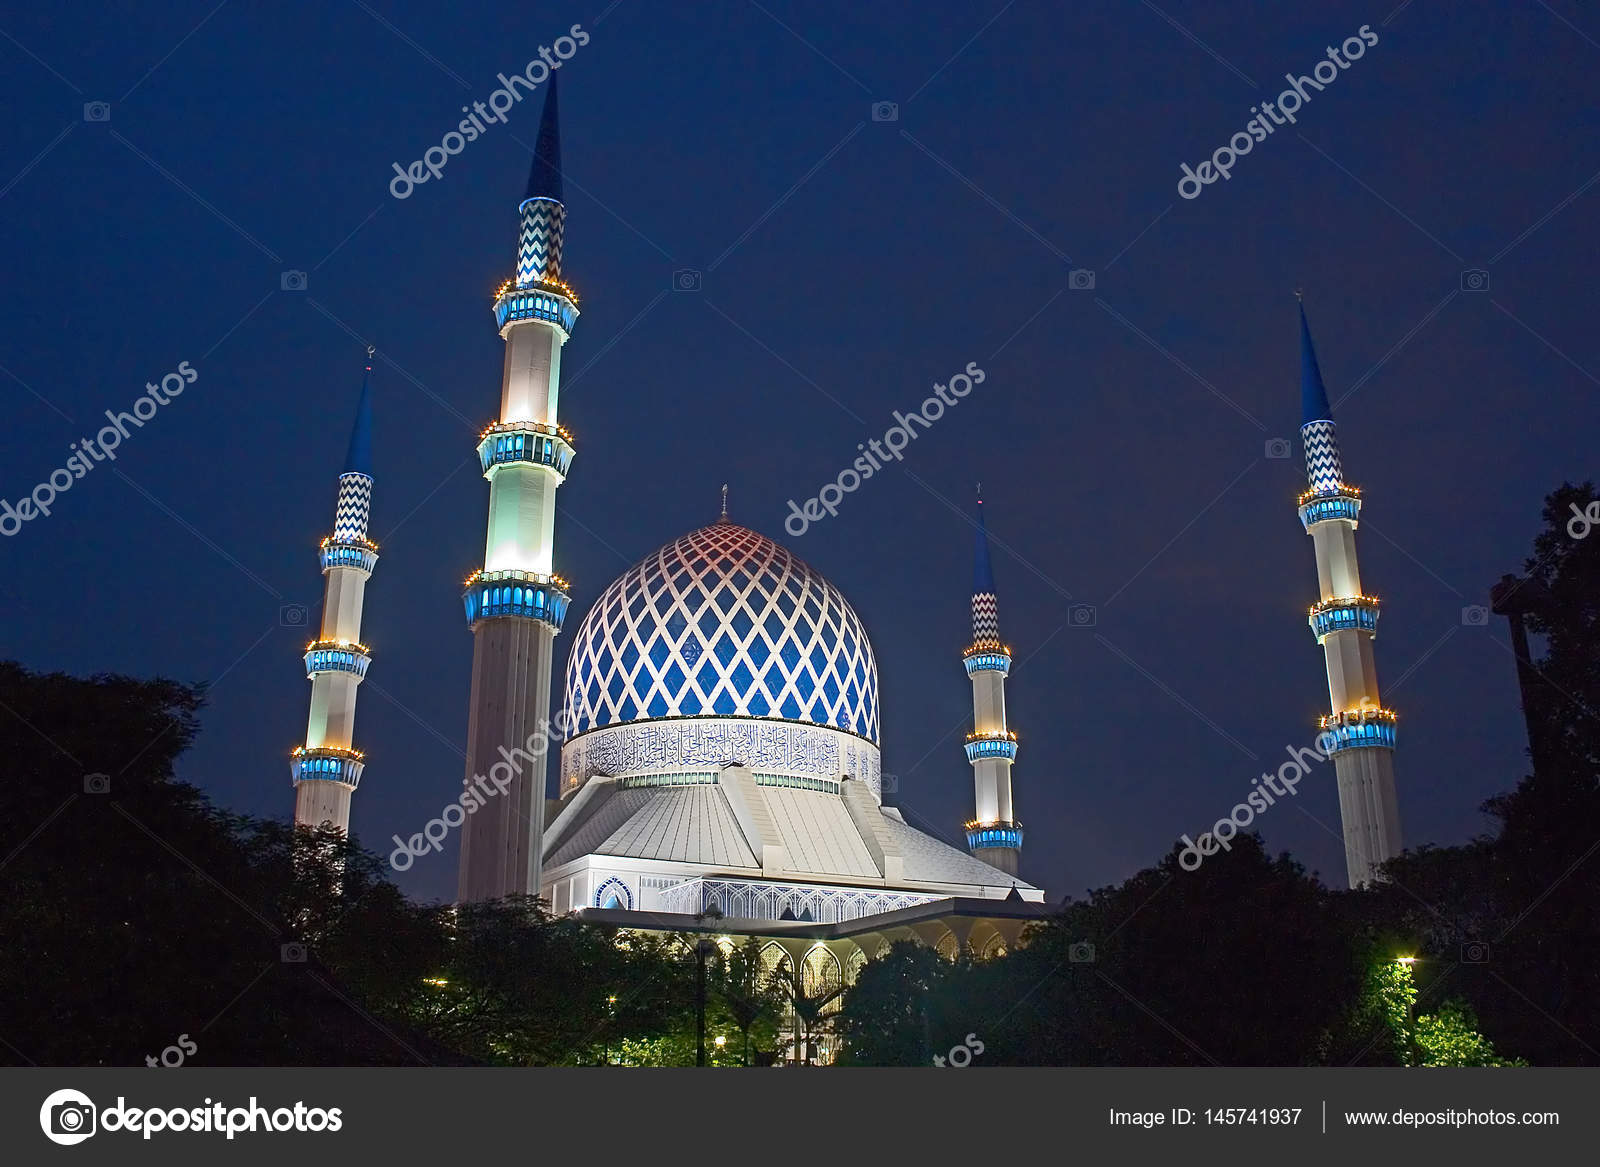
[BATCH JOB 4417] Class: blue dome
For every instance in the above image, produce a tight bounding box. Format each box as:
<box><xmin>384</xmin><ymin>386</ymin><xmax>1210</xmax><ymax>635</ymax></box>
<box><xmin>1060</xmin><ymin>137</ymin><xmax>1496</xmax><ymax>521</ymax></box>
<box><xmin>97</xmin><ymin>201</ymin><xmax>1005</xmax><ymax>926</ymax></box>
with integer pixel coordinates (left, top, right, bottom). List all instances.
<box><xmin>563</xmin><ymin>521</ymin><xmax>880</xmax><ymax>742</ymax></box>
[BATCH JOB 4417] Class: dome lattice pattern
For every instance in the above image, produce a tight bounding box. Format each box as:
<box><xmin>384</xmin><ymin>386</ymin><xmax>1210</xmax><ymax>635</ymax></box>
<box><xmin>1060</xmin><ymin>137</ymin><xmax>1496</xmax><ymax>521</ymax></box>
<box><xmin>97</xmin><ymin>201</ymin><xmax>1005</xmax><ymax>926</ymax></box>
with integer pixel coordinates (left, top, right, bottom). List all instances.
<box><xmin>564</xmin><ymin>523</ymin><xmax>879</xmax><ymax>743</ymax></box>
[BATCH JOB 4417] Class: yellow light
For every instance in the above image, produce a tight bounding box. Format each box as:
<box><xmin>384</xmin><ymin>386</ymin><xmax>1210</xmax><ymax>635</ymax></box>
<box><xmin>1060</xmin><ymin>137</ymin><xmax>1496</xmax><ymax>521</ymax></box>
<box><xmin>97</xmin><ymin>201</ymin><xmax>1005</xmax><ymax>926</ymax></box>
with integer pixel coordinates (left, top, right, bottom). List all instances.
<box><xmin>423</xmin><ymin>976</ymin><xmax>449</xmax><ymax>986</ymax></box>
<box><xmin>714</xmin><ymin>1035</ymin><xmax>726</xmax><ymax>1048</ymax></box>
<box><xmin>1396</xmin><ymin>956</ymin><xmax>1416</xmax><ymax>965</ymax></box>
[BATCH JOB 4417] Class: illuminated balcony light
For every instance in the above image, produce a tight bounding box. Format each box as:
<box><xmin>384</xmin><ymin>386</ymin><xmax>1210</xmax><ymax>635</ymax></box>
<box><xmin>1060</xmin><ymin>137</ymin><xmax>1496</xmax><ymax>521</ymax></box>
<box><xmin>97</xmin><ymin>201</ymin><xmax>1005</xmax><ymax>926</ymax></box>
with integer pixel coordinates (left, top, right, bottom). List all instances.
<box><xmin>1307</xmin><ymin>595</ymin><xmax>1382</xmax><ymax>642</ymax></box>
<box><xmin>963</xmin><ymin>731</ymin><xmax>1019</xmax><ymax>763</ymax></box>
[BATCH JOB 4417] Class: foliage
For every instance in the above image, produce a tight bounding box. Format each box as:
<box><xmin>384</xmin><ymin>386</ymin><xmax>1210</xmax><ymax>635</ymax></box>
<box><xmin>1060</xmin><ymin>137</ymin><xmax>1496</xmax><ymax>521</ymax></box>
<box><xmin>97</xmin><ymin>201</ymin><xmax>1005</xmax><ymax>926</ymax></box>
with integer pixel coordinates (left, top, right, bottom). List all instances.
<box><xmin>710</xmin><ymin>938</ymin><xmax>785</xmax><ymax>1065</ymax></box>
<box><xmin>833</xmin><ymin>942</ymin><xmax>953</xmax><ymax>1066</ymax></box>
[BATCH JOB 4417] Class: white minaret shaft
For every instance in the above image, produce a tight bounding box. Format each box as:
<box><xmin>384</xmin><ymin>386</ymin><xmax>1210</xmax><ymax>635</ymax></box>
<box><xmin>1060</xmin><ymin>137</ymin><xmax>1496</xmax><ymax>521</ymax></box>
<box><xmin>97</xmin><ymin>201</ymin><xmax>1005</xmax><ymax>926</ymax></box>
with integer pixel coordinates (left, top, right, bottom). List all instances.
<box><xmin>1296</xmin><ymin>301</ymin><xmax>1401</xmax><ymax>888</ymax></box>
<box><xmin>964</xmin><ymin>493</ymin><xmax>1022</xmax><ymax>875</ymax></box>
<box><xmin>457</xmin><ymin>77</ymin><xmax>578</xmax><ymax>903</ymax></box>
<box><xmin>292</xmin><ymin>349</ymin><xmax>378</xmax><ymax>832</ymax></box>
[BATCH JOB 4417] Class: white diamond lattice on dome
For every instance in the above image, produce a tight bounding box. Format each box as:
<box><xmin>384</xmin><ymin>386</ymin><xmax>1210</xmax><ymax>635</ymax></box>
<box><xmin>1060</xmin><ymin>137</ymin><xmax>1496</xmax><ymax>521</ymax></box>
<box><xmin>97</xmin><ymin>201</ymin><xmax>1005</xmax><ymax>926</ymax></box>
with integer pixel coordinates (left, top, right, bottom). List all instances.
<box><xmin>564</xmin><ymin>523</ymin><xmax>879</xmax><ymax>743</ymax></box>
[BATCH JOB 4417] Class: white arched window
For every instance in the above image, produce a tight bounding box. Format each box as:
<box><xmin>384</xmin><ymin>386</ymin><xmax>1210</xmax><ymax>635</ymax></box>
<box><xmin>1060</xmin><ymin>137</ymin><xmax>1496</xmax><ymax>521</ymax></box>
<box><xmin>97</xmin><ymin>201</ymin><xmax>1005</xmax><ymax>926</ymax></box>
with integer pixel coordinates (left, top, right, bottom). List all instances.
<box><xmin>803</xmin><ymin>946</ymin><xmax>843</xmax><ymax>1017</ymax></box>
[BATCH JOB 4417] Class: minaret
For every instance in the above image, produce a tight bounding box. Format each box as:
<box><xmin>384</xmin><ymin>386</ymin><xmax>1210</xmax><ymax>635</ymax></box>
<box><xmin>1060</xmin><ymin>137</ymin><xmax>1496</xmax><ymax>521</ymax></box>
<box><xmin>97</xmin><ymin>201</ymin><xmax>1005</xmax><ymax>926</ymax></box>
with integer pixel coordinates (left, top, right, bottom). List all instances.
<box><xmin>457</xmin><ymin>77</ymin><xmax>577</xmax><ymax>902</ymax></box>
<box><xmin>963</xmin><ymin>490</ymin><xmax>1022</xmax><ymax>875</ymax></box>
<box><xmin>1295</xmin><ymin>298</ymin><xmax>1401</xmax><ymax>888</ymax></box>
<box><xmin>291</xmin><ymin>347</ymin><xmax>378</xmax><ymax>833</ymax></box>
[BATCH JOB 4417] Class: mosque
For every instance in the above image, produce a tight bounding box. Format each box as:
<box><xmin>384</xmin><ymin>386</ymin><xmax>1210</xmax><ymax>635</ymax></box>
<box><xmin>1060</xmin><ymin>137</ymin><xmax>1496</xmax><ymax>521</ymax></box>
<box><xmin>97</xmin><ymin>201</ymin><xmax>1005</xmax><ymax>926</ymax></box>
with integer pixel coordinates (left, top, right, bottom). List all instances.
<box><xmin>288</xmin><ymin>79</ymin><xmax>1402</xmax><ymax>995</ymax></box>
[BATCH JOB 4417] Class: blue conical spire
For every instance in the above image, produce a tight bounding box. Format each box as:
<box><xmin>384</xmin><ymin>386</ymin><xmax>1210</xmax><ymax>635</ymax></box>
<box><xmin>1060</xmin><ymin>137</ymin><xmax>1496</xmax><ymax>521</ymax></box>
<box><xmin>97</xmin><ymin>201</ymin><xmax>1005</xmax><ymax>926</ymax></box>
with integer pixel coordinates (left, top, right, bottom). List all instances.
<box><xmin>343</xmin><ymin>347</ymin><xmax>374</xmax><ymax>478</ymax></box>
<box><xmin>973</xmin><ymin>488</ymin><xmax>996</xmax><ymax>595</ymax></box>
<box><xmin>1299</xmin><ymin>297</ymin><xmax>1333</xmax><ymax>427</ymax></box>
<box><xmin>525</xmin><ymin>72</ymin><xmax>562</xmax><ymax>204</ymax></box>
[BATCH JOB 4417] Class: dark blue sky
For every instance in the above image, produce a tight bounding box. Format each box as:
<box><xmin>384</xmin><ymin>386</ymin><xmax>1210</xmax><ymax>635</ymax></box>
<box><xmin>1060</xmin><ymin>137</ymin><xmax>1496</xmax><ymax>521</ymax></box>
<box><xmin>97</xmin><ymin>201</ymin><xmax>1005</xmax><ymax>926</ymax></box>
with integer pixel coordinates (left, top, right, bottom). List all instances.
<box><xmin>3</xmin><ymin>1</ymin><xmax>1594</xmax><ymax>905</ymax></box>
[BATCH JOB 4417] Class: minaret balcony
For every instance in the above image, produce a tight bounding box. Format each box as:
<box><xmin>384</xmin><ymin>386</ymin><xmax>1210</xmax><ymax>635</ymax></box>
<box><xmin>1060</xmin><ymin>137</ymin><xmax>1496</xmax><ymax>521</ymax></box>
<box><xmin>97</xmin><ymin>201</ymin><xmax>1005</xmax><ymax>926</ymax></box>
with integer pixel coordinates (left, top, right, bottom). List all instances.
<box><xmin>290</xmin><ymin>746</ymin><xmax>365</xmax><ymax>788</ymax></box>
<box><xmin>493</xmin><ymin>278</ymin><xmax>579</xmax><ymax>337</ymax></box>
<box><xmin>965</xmin><ymin>820</ymin><xmax>1023</xmax><ymax>851</ymax></box>
<box><xmin>319</xmin><ymin>536</ymin><xmax>379</xmax><ymax>574</ymax></box>
<box><xmin>963</xmin><ymin>638</ymin><xmax>1013</xmax><ymax>676</ymax></box>
<box><xmin>464</xmin><ymin>568</ymin><xmax>571</xmax><ymax>631</ymax></box>
<box><xmin>1308</xmin><ymin>595</ymin><xmax>1381</xmax><ymax>643</ymax></box>
<box><xmin>476</xmin><ymin>421</ymin><xmax>575</xmax><ymax>480</ymax></box>
<box><xmin>1297</xmin><ymin>485</ymin><xmax>1362</xmax><ymax>531</ymax></box>
<box><xmin>1317</xmin><ymin>707</ymin><xmax>1397</xmax><ymax>754</ymax></box>
<box><xmin>964</xmin><ymin>731</ymin><xmax>1018</xmax><ymax>763</ymax></box>
<box><xmin>304</xmin><ymin>640</ymin><xmax>372</xmax><ymax>680</ymax></box>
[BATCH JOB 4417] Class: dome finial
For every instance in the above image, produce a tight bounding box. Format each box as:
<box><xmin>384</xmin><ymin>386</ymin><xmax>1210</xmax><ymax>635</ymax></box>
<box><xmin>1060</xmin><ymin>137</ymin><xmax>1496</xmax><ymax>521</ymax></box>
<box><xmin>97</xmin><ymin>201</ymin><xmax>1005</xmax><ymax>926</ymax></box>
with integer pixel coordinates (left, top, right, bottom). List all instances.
<box><xmin>718</xmin><ymin>483</ymin><xmax>730</xmax><ymax>523</ymax></box>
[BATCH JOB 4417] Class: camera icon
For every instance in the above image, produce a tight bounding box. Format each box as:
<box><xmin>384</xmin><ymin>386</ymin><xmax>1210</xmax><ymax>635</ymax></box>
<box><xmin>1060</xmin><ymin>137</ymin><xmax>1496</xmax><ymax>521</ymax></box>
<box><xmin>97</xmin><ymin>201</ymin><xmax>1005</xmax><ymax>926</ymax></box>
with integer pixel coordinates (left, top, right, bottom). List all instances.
<box><xmin>1265</xmin><ymin>437</ymin><xmax>1292</xmax><ymax>459</ymax></box>
<box><xmin>1068</xmin><ymin>268</ymin><xmax>1096</xmax><ymax>291</ymax></box>
<box><xmin>880</xmin><ymin>773</ymin><xmax>899</xmax><ymax>796</ymax></box>
<box><xmin>1460</xmin><ymin>268</ymin><xmax>1490</xmax><ymax>293</ymax></box>
<box><xmin>83</xmin><ymin>773</ymin><xmax>111</xmax><ymax>794</ymax></box>
<box><xmin>280</xmin><ymin>270</ymin><xmax>308</xmax><ymax>292</ymax></box>
<box><xmin>870</xmin><ymin>101</ymin><xmax>898</xmax><ymax>122</ymax></box>
<box><xmin>280</xmin><ymin>603</ymin><xmax>309</xmax><ymax>627</ymax></box>
<box><xmin>45</xmin><ymin>1095</ymin><xmax>97</xmax><ymax>1145</ymax></box>
<box><xmin>1068</xmin><ymin>940</ymin><xmax>1096</xmax><ymax>963</ymax></box>
<box><xmin>281</xmin><ymin>942</ymin><xmax>308</xmax><ymax>963</ymax></box>
<box><xmin>1461</xmin><ymin>940</ymin><xmax>1490</xmax><ymax>964</ymax></box>
<box><xmin>1461</xmin><ymin>605</ymin><xmax>1490</xmax><ymax>627</ymax></box>
<box><xmin>83</xmin><ymin>101</ymin><xmax>111</xmax><ymax>123</ymax></box>
<box><xmin>1068</xmin><ymin>603</ymin><xmax>1097</xmax><ymax>628</ymax></box>
<box><xmin>672</xmin><ymin>269</ymin><xmax>702</xmax><ymax>293</ymax></box>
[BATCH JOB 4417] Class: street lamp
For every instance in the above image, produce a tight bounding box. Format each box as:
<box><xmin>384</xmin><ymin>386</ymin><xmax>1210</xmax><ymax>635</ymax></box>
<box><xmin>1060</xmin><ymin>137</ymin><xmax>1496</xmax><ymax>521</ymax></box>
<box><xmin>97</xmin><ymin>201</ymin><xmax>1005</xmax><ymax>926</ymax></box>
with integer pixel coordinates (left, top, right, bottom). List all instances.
<box><xmin>694</xmin><ymin>938</ymin><xmax>717</xmax><ymax>1067</ymax></box>
<box><xmin>602</xmin><ymin>993</ymin><xmax>617</xmax><ymax>1066</ymax></box>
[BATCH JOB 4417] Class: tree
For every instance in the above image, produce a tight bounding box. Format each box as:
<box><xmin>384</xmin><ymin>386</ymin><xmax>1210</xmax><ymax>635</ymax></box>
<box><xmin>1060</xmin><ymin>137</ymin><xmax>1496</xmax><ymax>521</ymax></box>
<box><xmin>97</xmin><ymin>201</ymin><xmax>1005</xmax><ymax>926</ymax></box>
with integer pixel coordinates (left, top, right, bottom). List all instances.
<box><xmin>833</xmin><ymin>941</ymin><xmax>953</xmax><ymax>1066</ymax></box>
<box><xmin>773</xmin><ymin>956</ymin><xmax>845</xmax><ymax>1066</ymax></box>
<box><xmin>0</xmin><ymin>660</ymin><xmax>689</xmax><ymax>1067</ymax></box>
<box><xmin>1343</xmin><ymin>956</ymin><xmax>1523</xmax><ymax>1066</ymax></box>
<box><xmin>1362</xmin><ymin>484</ymin><xmax>1600</xmax><ymax>1065</ymax></box>
<box><xmin>711</xmin><ymin>938</ymin><xmax>784</xmax><ymax>1066</ymax></box>
<box><xmin>418</xmin><ymin>898</ymin><xmax>688</xmax><ymax>1065</ymax></box>
<box><xmin>0</xmin><ymin>663</ymin><xmax>454</xmax><ymax>1066</ymax></box>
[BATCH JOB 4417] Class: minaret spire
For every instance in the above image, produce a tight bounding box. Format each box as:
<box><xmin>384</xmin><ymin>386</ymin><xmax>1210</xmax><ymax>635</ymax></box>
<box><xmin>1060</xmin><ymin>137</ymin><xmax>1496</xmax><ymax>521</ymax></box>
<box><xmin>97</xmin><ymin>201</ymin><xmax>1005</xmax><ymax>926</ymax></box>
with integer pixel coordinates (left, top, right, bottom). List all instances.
<box><xmin>344</xmin><ymin>346</ymin><xmax>375</xmax><ymax>476</ymax></box>
<box><xmin>292</xmin><ymin>348</ymin><xmax>380</xmax><ymax>834</ymax></box>
<box><xmin>459</xmin><ymin>82</ymin><xmax>580</xmax><ymax>903</ymax></box>
<box><xmin>1295</xmin><ymin>298</ymin><xmax>1401</xmax><ymax>887</ymax></box>
<box><xmin>962</xmin><ymin>489</ymin><xmax>1022</xmax><ymax>875</ymax></box>
<box><xmin>516</xmin><ymin>74</ymin><xmax>566</xmax><ymax>289</ymax></box>
<box><xmin>525</xmin><ymin>71</ymin><xmax>562</xmax><ymax>203</ymax></box>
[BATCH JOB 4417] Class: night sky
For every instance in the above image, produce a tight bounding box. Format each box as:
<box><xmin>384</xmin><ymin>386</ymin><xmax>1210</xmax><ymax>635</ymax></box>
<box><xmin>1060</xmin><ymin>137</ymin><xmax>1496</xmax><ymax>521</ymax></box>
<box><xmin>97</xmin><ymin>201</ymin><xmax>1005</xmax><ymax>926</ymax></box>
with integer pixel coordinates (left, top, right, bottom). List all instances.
<box><xmin>3</xmin><ymin>1</ymin><xmax>1594</xmax><ymax>906</ymax></box>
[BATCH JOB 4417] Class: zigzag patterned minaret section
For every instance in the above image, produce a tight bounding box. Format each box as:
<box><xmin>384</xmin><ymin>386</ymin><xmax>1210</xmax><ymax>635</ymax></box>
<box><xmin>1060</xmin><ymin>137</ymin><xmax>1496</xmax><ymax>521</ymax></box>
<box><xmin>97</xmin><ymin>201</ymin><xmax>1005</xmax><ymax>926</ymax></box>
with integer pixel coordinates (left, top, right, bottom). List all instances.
<box><xmin>963</xmin><ymin>492</ymin><xmax>1022</xmax><ymax>876</ymax></box>
<box><xmin>1295</xmin><ymin>300</ymin><xmax>1402</xmax><ymax>888</ymax></box>
<box><xmin>458</xmin><ymin>77</ymin><xmax>579</xmax><ymax>903</ymax></box>
<box><xmin>292</xmin><ymin>349</ymin><xmax>379</xmax><ymax>834</ymax></box>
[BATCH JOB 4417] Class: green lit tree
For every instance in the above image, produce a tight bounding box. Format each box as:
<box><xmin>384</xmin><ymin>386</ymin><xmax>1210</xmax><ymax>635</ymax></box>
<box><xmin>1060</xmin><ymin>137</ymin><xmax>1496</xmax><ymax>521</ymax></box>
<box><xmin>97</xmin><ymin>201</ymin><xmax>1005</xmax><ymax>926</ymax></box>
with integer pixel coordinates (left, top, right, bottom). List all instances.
<box><xmin>1353</xmin><ymin>956</ymin><xmax>1523</xmax><ymax>1067</ymax></box>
